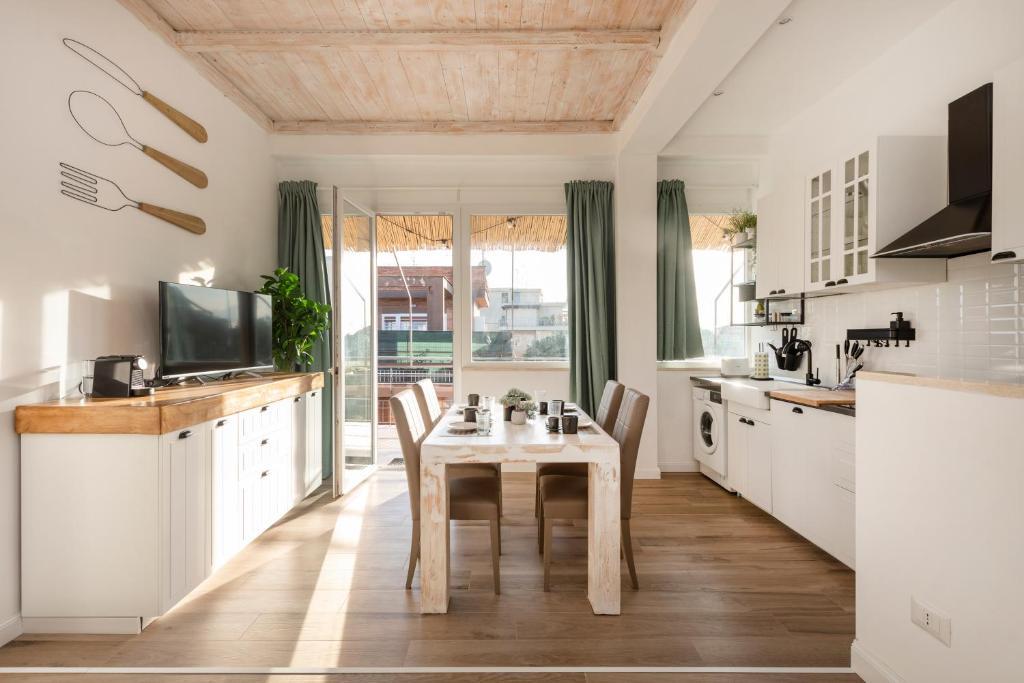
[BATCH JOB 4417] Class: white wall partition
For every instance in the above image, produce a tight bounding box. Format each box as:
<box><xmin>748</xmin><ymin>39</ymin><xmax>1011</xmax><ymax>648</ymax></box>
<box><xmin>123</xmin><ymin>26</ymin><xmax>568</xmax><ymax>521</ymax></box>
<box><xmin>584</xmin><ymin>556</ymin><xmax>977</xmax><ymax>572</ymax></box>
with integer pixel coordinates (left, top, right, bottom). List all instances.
<box><xmin>0</xmin><ymin>0</ymin><xmax>276</xmax><ymax>647</ymax></box>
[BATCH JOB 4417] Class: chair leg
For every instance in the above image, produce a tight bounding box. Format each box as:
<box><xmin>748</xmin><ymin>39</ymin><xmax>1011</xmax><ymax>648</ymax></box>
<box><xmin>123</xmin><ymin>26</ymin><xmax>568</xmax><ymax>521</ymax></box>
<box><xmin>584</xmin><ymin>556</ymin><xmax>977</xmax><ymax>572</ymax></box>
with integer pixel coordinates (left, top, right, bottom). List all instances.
<box><xmin>489</xmin><ymin>517</ymin><xmax>501</xmax><ymax>595</ymax></box>
<box><xmin>534</xmin><ymin>473</ymin><xmax>540</xmax><ymax>518</ymax></box>
<box><xmin>622</xmin><ymin>518</ymin><xmax>639</xmax><ymax>590</ymax></box>
<box><xmin>543</xmin><ymin>518</ymin><xmax>554</xmax><ymax>591</ymax></box>
<box><xmin>537</xmin><ymin>499</ymin><xmax>545</xmax><ymax>553</ymax></box>
<box><xmin>406</xmin><ymin>519</ymin><xmax>420</xmax><ymax>590</ymax></box>
<box><xmin>497</xmin><ymin>466</ymin><xmax>504</xmax><ymax>519</ymax></box>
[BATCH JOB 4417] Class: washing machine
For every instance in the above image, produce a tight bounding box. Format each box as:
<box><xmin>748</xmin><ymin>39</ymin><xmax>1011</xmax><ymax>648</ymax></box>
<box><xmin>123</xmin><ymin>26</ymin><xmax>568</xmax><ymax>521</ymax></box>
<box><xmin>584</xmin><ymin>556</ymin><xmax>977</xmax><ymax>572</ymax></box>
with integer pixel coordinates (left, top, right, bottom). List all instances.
<box><xmin>692</xmin><ymin>387</ymin><xmax>733</xmax><ymax>492</ymax></box>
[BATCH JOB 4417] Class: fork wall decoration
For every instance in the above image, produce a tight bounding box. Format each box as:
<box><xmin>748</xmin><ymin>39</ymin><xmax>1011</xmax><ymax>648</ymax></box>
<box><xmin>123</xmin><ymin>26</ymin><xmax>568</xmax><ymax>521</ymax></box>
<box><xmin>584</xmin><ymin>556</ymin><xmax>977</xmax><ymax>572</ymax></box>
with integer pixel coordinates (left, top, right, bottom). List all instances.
<box><xmin>59</xmin><ymin>162</ymin><xmax>206</xmax><ymax>235</ymax></box>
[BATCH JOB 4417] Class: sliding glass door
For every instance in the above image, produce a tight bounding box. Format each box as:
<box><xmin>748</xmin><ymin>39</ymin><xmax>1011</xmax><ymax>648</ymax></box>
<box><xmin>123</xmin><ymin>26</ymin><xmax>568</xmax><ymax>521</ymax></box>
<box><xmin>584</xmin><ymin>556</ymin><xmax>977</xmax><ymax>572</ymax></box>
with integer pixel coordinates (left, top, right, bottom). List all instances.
<box><xmin>331</xmin><ymin>194</ymin><xmax>378</xmax><ymax>496</ymax></box>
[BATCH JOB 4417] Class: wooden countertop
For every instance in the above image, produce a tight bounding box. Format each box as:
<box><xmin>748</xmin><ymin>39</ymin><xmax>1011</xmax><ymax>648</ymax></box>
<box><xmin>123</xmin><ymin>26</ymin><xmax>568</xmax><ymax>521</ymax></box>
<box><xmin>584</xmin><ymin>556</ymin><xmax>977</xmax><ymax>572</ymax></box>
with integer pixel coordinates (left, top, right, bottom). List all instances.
<box><xmin>858</xmin><ymin>371</ymin><xmax>1024</xmax><ymax>399</ymax></box>
<box><xmin>768</xmin><ymin>388</ymin><xmax>856</xmax><ymax>408</ymax></box>
<box><xmin>15</xmin><ymin>372</ymin><xmax>325</xmax><ymax>436</ymax></box>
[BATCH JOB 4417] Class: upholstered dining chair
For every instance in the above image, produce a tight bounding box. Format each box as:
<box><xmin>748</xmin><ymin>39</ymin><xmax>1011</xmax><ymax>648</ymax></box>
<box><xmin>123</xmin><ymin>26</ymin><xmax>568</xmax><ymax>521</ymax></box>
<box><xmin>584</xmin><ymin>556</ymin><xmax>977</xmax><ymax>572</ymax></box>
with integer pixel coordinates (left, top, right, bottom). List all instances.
<box><xmin>413</xmin><ymin>378</ymin><xmax>502</xmax><ymax>517</ymax></box>
<box><xmin>533</xmin><ymin>380</ymin><xmax>625</xmax><ymax>515</ymax></box>
<box><xmin>538</xmin><ymin>387</ymin><xmax>649</xmax><ymax>591</ymax></box>
<box><xmin>391</xmin><ymin>389</ymin><xmax>502</xmax><ymax>593</ymax></box>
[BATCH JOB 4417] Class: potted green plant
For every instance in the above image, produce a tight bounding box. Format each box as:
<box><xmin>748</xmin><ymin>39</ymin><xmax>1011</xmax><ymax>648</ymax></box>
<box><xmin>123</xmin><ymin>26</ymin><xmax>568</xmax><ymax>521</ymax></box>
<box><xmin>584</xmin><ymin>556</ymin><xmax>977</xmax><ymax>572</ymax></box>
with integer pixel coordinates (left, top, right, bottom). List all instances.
<box><xmin>256</xmin><ymin>267</ymin><xmax>331</xmax><ymax>371</ymax></box>
<box><xmin>499</xmin><ymin>388</ymin><xmax>532</xmax><ymax>421</ymax></box>
<box><xmin>722</xmin><ymin>210</ymin><xmax>757</xmax><ymax>245</ymax></box>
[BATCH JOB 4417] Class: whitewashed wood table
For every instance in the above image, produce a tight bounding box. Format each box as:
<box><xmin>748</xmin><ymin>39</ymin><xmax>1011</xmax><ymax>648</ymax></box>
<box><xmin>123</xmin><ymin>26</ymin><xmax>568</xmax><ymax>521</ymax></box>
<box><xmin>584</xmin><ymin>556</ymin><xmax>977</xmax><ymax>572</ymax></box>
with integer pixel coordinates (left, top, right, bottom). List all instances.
<box><xmin>420</xmin><ymin>406</ymin><xmax>621</xmax><ymax>615</ymax></box>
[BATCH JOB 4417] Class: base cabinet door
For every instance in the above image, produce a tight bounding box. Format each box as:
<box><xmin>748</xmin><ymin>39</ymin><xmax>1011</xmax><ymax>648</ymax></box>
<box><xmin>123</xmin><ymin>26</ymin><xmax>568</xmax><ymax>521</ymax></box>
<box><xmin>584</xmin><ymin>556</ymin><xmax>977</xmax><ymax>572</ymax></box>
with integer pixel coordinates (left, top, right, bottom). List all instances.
<box><xmin>211</xmin><ymin>415</ymin><xmax>241</xmax><ymax>568</ymax></box>
<box><xmin>726</xmin><ymin>412</ymin><xmax>748</xmax><ymax>497</ymax></box>
<box><xmin>159</xmin><ymin>425</ymin><xmax>211</xmax><ymax>612</ymax></box>
<box><xmin>291</xmin><ymin>394</ymin><xmax>308</xmax><ymax>501</ymax></box>
<box><xmin>745</xmin><ymin>419</ymin><xmax>772</xmax><ymax>513</ymax></box>
<box><xmin>306</xmin><ymin>390</ymin><xmax>323</xmax><ymax>492</ymax></box>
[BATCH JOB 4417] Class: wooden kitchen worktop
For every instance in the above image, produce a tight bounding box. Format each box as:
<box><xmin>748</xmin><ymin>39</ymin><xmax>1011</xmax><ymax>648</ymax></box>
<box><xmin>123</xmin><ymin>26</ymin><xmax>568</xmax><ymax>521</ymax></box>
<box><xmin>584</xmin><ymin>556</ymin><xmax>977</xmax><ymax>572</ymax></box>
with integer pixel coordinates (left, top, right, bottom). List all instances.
<box><xmin>15</xmin><ymin>372</ymin><xmax>324</xmax><ymax>435</ymax></box>
<box><xmin>768</xmin><ymin>387</ymin><xmax>856</xmax><ymax>408</ymax></box>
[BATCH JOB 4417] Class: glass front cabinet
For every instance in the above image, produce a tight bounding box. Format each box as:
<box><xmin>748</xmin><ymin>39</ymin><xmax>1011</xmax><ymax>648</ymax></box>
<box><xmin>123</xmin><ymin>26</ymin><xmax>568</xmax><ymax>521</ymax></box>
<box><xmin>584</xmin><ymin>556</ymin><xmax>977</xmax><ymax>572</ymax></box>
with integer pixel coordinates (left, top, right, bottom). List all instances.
<box><xmin>804</xmin><ymin>137</ymin><xmax>947</xmax><ymax>294</ymax></box>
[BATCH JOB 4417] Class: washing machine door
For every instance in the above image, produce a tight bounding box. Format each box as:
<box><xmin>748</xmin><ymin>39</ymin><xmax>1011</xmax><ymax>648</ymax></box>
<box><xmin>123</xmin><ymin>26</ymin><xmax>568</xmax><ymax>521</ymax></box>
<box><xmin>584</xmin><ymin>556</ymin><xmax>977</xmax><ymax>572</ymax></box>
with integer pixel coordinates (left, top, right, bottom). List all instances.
<box><xmin>695</xmin><ymin>405</ymin><xmax>719</xmax><ymax>458</ymax></box>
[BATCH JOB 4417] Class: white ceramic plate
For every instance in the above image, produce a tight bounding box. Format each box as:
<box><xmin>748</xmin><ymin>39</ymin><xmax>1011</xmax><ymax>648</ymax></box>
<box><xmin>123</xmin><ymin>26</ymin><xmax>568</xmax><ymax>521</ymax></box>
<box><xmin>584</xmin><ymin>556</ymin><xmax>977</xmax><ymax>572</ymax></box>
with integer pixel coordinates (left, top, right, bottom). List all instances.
<box><xmin>447</xmin><ymin>421</ymin><xmax>478</xmax><ymax>433</ymax></box>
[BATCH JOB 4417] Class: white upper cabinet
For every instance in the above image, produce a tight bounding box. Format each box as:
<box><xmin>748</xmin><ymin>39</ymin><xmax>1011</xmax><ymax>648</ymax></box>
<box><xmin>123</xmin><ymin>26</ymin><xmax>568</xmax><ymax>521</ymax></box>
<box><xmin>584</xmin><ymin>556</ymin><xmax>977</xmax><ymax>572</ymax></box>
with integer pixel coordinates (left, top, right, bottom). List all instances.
<box><xmin>803</xmin><ymin>137</ymin><xmax>947</xmax><ymax>294</ymax></box>
<box><xmin>992</xmin><ymin>57</ymin><xmax>1024</xmax><ymax>263</ymax></box>
<box><xmin>755</xmin><ymin>191</ymin><xmax>804</xmax><ymax>299</ymax></box>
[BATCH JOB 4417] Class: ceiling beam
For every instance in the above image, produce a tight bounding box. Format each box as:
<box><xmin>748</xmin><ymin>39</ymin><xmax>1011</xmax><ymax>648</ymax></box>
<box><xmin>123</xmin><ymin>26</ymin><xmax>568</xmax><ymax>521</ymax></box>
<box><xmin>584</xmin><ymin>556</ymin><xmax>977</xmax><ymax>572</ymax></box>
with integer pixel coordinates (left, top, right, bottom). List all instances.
<box><xmin>117</xmin><ymin>0</ymin><xmax>272</xmax><ymax>131</ymax></box>
<box><xmin>273</xmin><ymin>120</ymin><xmax>616</xmax><ymax>134</ymax></box>
<box><xmin>176</xmin><ymin>29</ymin><xmax>660</xmax><ymax>53</ymax></box>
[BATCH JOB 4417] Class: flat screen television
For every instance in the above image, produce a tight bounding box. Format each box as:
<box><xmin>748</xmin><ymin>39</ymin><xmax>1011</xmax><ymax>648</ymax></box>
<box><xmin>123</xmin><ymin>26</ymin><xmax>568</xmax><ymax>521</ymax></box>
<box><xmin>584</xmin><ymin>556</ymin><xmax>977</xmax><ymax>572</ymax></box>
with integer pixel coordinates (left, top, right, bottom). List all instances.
<box><xmin>159</xmin><ymin>281</ymin><xmax>273</xmax><ymax>379</ymax></box>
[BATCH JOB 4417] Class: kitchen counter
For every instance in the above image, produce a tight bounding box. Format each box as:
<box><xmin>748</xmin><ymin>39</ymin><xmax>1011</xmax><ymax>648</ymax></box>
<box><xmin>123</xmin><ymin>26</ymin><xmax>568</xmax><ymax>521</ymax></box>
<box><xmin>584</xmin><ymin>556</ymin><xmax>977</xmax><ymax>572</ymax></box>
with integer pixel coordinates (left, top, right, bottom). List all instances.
<box><xmin>15</xmin><ymin>372</ymin><xmax>324</xmax><ymax>435</ymax></box>
<box><xmin>692</xmin><ymin>375</ymin><xmax>856</xmax><ymax>416</ymax></box>
<box><xmin>858</xmin><ymin>371</ymin><xmax>1024</xmax><ymax>399</ymax></box>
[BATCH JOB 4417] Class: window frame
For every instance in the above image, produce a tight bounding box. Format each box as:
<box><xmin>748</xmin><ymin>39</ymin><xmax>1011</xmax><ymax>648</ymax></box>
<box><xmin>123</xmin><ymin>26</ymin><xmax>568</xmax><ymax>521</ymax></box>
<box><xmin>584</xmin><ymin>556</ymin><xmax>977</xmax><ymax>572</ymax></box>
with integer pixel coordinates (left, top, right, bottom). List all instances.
<box><xmin>459</xmin><ymin>205</ymin><xmax>571</xmax><ymax>371</ymax></box>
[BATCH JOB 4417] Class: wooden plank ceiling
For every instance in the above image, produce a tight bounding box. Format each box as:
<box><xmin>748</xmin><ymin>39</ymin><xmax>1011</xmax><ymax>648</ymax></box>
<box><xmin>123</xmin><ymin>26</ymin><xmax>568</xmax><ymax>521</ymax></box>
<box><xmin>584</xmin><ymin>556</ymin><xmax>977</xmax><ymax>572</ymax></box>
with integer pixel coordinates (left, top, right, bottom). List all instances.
<box><xmin>120</xmin><ymin>0</ymin><xmax>694</xmax><ymax>134</ymax></box>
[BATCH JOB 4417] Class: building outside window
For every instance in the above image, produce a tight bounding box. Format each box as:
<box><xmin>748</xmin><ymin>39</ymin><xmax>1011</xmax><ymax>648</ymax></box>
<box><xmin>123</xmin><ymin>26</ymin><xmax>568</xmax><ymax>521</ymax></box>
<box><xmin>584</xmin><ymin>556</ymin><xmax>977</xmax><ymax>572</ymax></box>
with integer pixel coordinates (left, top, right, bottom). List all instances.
<box><xmin>469</xmin><ymin>215</ymin><xmax>569</xmax><ymax>362</ymax></box>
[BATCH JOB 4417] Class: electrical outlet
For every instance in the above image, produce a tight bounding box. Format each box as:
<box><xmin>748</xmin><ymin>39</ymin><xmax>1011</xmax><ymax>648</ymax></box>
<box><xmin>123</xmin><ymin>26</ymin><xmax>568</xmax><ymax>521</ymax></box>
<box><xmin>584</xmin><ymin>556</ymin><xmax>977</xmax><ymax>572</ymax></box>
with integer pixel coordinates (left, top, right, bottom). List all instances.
<box><xmin>911</xmin><ymin>597</ymin><xmax>952</xmax><ymax>647</ymax></box>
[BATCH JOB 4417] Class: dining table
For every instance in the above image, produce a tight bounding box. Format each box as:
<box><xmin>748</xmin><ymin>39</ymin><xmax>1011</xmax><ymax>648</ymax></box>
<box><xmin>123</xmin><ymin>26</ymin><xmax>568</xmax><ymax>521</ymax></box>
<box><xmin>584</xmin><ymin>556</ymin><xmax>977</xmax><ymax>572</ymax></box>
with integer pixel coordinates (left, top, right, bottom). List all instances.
<box><xmin>419</xmin><ymin>404</ymin><xmax>621</xmax><ymax>615</ymax></box>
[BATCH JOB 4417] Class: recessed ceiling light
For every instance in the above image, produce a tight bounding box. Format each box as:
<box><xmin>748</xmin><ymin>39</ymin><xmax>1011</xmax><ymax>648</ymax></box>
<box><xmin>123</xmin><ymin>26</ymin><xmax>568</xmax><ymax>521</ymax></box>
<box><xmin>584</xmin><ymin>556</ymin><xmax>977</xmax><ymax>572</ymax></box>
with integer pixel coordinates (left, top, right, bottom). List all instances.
<box><xmin>777</xmin><ymin>16</ymin><xmax>792</xmax><ymax>25</ymax></box>
<box><xmin>712</xmin><ymin>89</ymin><xmax>725</xmax><ymax>97</ymax></box>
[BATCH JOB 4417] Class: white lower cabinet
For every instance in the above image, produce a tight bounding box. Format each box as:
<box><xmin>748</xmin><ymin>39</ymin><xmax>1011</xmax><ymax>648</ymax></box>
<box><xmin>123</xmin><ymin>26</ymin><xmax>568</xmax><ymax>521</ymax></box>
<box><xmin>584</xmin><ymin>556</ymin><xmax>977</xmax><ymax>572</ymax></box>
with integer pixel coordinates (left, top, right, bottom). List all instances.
<box><xmin>727</xmin><ymin>406</ymin><xmax>772</xmax><ymax>514</ymax></box>
<box><xmin>20</xmin><ymin>387</ymin><xmax>323</xmax><ymax>634</ymax></box>
<box><xmin>159</xmin><ymin>425</ymin><xmax>212</xmax><ymax>613</ymax></box>
<box><xmin>770</xmin><ymin>401</ymin><xmax>855</xmax><ymax>568</ymax></box>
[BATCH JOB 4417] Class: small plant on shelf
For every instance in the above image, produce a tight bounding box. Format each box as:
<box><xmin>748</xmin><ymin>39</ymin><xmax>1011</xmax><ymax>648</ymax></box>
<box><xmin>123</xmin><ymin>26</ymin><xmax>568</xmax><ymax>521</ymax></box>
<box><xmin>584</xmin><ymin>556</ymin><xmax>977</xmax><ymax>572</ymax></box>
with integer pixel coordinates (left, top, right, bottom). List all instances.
<box><xmin>722</xmin><ymin>210</ymin><xmax>757</xmax><ymax>244</ymax></box>
<box><xmin>256</xmin><ymin>267</ymin><xmax>331</xmax><ymax>371</ymax></box>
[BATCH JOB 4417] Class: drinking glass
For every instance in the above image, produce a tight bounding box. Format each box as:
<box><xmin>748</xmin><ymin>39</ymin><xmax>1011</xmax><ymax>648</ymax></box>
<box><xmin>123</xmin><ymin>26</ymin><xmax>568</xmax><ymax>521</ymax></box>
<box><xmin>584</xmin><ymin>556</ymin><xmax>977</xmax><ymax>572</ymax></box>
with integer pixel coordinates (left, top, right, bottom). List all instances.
<box><xmin>476</xmin><ymin>410</ymin><xmax>492</xmax><ymax>436</ymax></box>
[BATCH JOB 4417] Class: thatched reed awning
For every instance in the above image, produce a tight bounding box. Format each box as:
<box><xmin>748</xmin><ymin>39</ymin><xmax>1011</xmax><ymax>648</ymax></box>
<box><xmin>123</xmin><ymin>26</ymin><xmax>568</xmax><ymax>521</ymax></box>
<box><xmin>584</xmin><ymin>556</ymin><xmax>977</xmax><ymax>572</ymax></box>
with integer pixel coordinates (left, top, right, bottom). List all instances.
<box><xmin>321</xmin><ymin>212</ymin><xmax>731</xmax><ymax>252</ymax></box>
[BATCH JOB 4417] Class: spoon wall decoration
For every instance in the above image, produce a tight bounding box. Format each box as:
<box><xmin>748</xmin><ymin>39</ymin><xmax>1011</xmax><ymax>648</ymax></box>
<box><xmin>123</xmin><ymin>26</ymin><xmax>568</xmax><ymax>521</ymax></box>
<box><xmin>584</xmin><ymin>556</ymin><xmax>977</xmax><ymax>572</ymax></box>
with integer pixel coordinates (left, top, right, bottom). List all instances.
<box><xmin>63</xmin><ymin>37</ymin><xmax>208</xmax><ymax>143</ymax></box>
<box><xmin>69</xmin><ymin>90</ymin><xmax>208</xmax><ymax>188</ymax></box>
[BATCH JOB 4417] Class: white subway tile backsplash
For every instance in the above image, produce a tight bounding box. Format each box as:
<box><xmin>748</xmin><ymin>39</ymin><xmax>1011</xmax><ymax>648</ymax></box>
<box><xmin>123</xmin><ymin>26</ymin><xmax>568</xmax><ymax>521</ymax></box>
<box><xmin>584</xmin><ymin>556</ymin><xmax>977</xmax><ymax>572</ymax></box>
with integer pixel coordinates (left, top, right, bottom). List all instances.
<box><xmin>751</xmin><ymin>253</ymin><xmax>1024</xmax><ymax>385</ymax></box>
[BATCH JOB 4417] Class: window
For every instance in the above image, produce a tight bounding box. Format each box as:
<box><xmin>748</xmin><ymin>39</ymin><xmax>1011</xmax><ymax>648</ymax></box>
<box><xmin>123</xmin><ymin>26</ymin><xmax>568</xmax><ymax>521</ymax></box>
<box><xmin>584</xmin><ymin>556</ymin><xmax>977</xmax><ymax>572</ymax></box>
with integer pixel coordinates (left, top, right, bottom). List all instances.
<box><xmin>381</xmin><ymin>313</ymin><xmax>428</xmax><ymax>331</ymax></box>
<box><xmin>470</xmin><ymin>214</ymin><xmax>569</xmax><ymax>362</ymax></box>
<box><xmin>689</xmin><ymin>214</ymin><xmax>747</xmax><ymax>359</ymax></box>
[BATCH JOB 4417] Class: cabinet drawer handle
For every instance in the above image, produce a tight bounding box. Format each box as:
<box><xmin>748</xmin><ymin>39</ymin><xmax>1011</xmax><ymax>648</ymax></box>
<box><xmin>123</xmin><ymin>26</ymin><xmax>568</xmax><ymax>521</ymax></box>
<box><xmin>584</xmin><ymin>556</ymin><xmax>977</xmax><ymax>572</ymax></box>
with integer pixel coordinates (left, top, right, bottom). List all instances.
<box><xmin>777</xmin><ymin>289</ymin><xmax>786</xmax><ymax>294</ymax></box>
<box><xmin>824</xmin><ymin>280</ymin><xmax>836</xmax><ymax>287</ymax></box>
<box><xmin>993</xmin><ymin>250</ymin><xmax>1017</xmax><ymax>261</ymax></box>
<box><xmin>260</xmin><ymin>406</ymin><xmax>270</xmax><ymax>413</ymax></box>
<box><xmin>792</xmin><ymin>407</ymin><xmax>804</xmax><ymax>414</ymax></box>
<box><xmin>311</xmin><ymin>391</ymin><xmax>317</xmax><ymax>398</ymax></box>
<box><xmin>261</xmin><ymin>438</ymin><xmax>269</xmax><ymax>446</ymax></box>
<box><xmin>178</xmin><ymin>430</ymin><xmax>192</xmax><ymax>440</ymax></box>
<box><xmin>294</xmin><ymin>396</ymin><xmax>303</xmax><ymax>403</ymax></box>
<box><xmin>215</xmin><ymin>419</ymin><xmax>226</xmax><ymax>428</ymax></box>
<box><xmin>836</xmin><ymin>278</ymin><xmax>848</xmax><ymax>285</ymax></box>
<box><xmin>769</xmin><ymin>290</ymin><xmax>777</xmax><ymax>296</ymax></box>
<box><xmin>261</xmin><ymin>470</ymin><xmax>269</xmax><ymax>478</ymax></box>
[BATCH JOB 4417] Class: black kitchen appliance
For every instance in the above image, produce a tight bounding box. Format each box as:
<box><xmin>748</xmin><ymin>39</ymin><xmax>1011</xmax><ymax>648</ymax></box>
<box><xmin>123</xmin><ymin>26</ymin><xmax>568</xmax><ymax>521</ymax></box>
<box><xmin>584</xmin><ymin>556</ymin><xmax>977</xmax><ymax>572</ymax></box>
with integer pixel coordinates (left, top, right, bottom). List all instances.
<box><xmin>874</xmin><ymin>83</ymin><xmax>993</xmax><ymax>258</ymax></box>
<box><xmin>92</xmin><ymin>354</ymin><xmax>150</xmax><ymax>397</ymax></box>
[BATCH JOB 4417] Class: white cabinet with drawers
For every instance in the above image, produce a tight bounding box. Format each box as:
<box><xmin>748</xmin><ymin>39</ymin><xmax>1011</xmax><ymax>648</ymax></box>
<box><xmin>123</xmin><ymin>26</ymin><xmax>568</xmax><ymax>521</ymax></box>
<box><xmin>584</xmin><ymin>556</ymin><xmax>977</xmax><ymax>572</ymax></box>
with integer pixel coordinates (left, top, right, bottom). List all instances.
<box><xmin>19</xmin><ymin>377</ymin><xmax>325</xmax><ymax>634</ymax></box>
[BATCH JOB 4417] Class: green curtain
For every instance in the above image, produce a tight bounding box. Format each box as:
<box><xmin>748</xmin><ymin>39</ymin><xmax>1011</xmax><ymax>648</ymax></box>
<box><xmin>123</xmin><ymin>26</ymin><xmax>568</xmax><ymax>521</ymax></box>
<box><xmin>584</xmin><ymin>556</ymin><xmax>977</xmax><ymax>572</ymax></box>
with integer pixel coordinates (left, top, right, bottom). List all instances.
<box><xmin>565</xmin><ymin>180</ymin><xmax>616</xmax><ymax>415</ymax></box>
<box><xmin>657</xmin><ymin>180</ymin><xmax>704</xmax><ymax>360</ymax></box>
<box><xmin>278</xmin><ymin>180</ymin><xmax>333</xmax><ymax>478</ymax></box>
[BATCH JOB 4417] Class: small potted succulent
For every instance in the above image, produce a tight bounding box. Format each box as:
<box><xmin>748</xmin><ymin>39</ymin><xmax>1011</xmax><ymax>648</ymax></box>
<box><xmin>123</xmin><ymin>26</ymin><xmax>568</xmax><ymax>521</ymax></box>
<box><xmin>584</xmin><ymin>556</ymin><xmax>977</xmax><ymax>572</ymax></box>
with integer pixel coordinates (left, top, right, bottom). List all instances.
<box><xmin>511</xmin><ymin>399</ymin><xmax>538</xmax><ymax>425</ymax></box>
<box><xmin>500</xmin><ymin>388</ymin><xmax>532</xmax><ymax>422</ymax></box>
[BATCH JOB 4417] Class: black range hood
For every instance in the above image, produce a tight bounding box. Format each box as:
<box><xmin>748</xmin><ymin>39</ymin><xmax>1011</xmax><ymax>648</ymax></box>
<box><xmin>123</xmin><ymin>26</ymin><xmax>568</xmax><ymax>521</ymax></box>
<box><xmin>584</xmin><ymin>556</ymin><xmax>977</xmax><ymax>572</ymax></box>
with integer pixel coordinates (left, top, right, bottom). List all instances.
<box><xmin>874</xmin><ymin>83</ymin><xmax>993</xmax><ymax>258</ymax></box>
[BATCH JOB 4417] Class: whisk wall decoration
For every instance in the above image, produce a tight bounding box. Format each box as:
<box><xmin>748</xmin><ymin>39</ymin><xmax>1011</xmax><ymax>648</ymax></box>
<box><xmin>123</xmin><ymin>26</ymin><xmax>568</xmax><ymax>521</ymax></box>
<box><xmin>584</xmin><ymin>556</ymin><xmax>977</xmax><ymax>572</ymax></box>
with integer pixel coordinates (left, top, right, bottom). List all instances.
<box><xmin>69</xmin><ymin>90</ymin><xmax>208</xmax><ymax>188</ymax></box>
<box><xmin>59</xmin><ymin>162</ymin><xmax>206</xmax><ymax>235</ymax></box>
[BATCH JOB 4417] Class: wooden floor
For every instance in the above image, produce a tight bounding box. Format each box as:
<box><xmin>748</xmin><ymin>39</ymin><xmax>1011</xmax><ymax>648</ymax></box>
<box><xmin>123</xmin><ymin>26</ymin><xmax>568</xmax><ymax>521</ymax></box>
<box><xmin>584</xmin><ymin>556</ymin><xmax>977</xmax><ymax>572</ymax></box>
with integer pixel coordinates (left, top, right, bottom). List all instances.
<box><xmin>0</xmin><ymin>472</ymin><xmax>857</xmax><ymax>679</ymax></box>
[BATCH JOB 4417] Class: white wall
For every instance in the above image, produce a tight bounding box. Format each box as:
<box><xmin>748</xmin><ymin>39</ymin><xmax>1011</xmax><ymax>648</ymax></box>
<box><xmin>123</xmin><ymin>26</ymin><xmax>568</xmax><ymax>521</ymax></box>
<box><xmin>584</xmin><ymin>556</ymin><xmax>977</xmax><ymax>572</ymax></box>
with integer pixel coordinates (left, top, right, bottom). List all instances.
<box><xmin>854</xmin><ymin>378</ymin><xmax>1024</xmax><ymax>682</ymax></box>
<box><xmin>752</xmin><ymin>254</ymin><xmax>1024</xmax><ymax>386</ymax></box>
<box><xmin>0</xmin><ymin>0</ymin><xmax>275</xmax><ymax>645</ymax></box>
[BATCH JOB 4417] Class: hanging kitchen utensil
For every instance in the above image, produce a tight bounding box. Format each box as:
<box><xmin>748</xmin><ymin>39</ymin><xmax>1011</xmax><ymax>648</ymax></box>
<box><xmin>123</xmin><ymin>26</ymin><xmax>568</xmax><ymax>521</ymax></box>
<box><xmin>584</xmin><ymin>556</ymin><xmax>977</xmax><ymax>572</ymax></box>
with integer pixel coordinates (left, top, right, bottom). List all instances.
<box><xmin>68</xmin><ymin>91</ymin><xmax>208</xmax><ymax>188</ymax></box>
<box><xmin>63</xmin><ymin>38</ymin><xmax>208</xmax><ymax>143</ymax></box>
<box><xmin>781</xmin><ymin>327</ymin><xmax>790</xmax><ymax>346</ymax></box>
<box><xmin>59</xmin><ymin>162</ymin><xmax>205</xmax><ymax>235</ymax></box>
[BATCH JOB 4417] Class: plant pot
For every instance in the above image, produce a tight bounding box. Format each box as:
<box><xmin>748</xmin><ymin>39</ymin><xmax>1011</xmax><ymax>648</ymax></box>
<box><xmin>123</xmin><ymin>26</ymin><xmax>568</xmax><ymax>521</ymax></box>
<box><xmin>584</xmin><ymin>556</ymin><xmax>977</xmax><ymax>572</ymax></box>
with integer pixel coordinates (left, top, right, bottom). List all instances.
<box><xmin>503</xmin><ymin>404</ymin><xmax>514</xmax><ymax>421</ymax></box>
<box><xmin>511</xmin><ymin>410</ymin><xmax>527</xmax><ymax>425</ymax></box>
<box><xmin>745</xmin><ymin>228</ymin><xmax>756</xmax><ymax>241</ymax></box>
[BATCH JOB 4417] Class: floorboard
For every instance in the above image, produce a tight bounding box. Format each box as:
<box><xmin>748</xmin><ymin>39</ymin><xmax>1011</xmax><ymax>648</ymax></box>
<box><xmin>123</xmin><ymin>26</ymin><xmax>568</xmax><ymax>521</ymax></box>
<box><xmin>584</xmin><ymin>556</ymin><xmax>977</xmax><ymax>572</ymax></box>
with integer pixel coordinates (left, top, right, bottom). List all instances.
<box><xmin>0</xmin><ymin>472</ymin><xmax>856</xmax><ymax>675</ymax></box>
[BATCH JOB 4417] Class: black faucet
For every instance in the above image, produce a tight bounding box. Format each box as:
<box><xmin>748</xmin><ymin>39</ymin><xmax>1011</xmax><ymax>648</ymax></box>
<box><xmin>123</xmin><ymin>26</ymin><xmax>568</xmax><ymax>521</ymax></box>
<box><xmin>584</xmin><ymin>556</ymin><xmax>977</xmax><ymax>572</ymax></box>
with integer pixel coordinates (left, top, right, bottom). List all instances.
<box><xmin>794</xmin><ymin>339</ymin><xmax>821</xmax><ymax>385</ymax></box>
